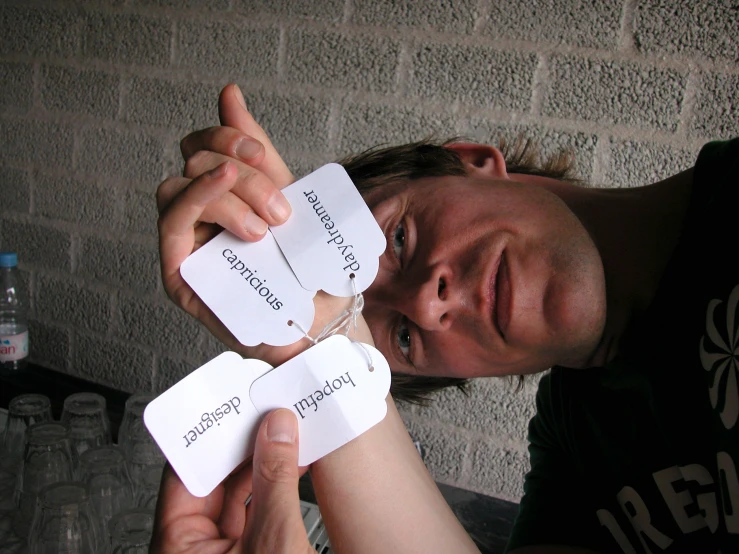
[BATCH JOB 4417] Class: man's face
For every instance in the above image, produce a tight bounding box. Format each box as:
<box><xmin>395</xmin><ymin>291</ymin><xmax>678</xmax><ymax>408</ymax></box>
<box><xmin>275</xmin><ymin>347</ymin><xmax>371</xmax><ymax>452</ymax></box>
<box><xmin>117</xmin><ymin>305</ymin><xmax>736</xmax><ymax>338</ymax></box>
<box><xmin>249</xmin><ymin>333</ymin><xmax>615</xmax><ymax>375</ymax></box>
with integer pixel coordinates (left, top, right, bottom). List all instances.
<box><xmin>362</xmin><ymin>169</ymin><xmax>607</xmax><ymax>378</ymax></box>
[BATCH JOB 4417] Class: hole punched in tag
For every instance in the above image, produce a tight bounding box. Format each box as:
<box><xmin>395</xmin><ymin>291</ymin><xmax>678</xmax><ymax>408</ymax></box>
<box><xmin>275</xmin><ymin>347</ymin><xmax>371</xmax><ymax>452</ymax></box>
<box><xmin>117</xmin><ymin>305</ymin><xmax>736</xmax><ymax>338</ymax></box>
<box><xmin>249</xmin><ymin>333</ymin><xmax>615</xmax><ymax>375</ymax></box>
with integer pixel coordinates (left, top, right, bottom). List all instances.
<box><xmin>285</xmin><ymin>274</ymin><xmax>375</xmax><ymax>372</ymax></box>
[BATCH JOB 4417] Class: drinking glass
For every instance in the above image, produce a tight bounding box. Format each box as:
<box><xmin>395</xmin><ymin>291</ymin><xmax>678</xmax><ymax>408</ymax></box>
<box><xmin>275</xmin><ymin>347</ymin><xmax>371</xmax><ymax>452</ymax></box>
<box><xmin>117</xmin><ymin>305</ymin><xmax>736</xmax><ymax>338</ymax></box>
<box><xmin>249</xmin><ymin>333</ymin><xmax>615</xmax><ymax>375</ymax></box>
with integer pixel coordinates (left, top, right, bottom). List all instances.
<box><xmin>109</xmin><ymin>509</ymin><xmax>154</xmax><ymax>554</ymax></box>
<box><xmin>60</xmin><ymin>392</ymin><xmax>111</xmax><ymax>468</ymax></box>
<box><xmin>1</xmin><ymin>394</ymin><xmax>53</xmax><ymax>473</ymax></box>
<box><xmin>117</xmin><ymin>393</ymin><xmax>154</xmax><ymax>457</ymax></box>
<box><xmin>127</xmin><ymin>441</ymin><xmax>165</xmax><ymax>509</ymax></box>
<box><xmin>12</xmin><ymin>422</ymin><xmax>74</xmax><ymax>537</ymax></box>
<box><xmin>78</xmin><ymin>445</ymin><xmax>134</xmax><ymax>537</ymax></box>
<box><xmin>28</xmin><ymin>481</ymin><xmax>100</xmax><ymax>554</ymax></box>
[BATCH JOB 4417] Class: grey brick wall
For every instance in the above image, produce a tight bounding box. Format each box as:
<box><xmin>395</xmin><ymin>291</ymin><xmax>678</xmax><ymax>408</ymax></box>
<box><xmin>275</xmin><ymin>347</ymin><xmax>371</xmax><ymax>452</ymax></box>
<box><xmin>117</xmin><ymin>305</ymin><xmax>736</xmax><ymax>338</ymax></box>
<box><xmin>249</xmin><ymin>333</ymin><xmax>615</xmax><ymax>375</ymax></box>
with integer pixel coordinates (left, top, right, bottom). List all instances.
<box><xmin>1</xmin><ymin>0</ymin><xmax>737</xmax><ymax>504</ymax></box>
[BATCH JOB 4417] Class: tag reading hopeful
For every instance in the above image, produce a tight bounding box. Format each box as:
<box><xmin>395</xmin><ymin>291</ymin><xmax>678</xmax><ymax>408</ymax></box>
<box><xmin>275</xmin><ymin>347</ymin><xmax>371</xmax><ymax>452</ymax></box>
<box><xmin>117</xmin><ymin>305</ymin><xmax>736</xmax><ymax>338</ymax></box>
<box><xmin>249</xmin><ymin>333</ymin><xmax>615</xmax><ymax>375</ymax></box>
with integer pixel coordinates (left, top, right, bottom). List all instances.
<box><xmin>180</xmin><ymin>231</ymin><xmax>314</xmax><ymax>346</ymax></box>
<box><xmin>143</xmin><ymin>352</ymin><xmax>273</xmax><ymax>498</ymax></box>
<box><xmin>250</xmin><ymin>335</ymin><xmax>391</xmax><ymax>466</ymax></box>
<box><xmin>270</xmin><ymin>164</ymin><xmax>385</xmax><ymax>298</ymax></box>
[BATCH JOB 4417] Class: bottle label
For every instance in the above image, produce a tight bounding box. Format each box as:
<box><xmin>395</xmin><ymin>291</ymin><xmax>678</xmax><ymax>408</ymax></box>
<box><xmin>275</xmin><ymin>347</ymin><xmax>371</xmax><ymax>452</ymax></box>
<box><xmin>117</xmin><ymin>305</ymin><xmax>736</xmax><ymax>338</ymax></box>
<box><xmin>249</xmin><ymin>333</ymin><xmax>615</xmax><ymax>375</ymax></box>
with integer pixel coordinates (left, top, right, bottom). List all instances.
<box><xmin>0</xmin><ymin>330</ymin><xmax>29</xmax><ymax>362</ymax></box>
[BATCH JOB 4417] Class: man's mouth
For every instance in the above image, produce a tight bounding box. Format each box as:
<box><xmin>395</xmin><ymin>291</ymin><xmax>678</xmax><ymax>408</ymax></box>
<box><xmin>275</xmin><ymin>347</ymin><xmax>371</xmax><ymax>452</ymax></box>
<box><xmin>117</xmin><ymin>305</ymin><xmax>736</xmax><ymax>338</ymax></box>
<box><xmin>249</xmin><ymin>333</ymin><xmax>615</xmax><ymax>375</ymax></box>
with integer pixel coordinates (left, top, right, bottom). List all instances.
<box><xmin>496</xmin><ymin>252</ymin><xmax>511</xmax><ymax>339</ymax></box>
<box><xmin>487</xmin><ymin>249</ymin><xmax>504</xmax><ymax>339</ymax></box>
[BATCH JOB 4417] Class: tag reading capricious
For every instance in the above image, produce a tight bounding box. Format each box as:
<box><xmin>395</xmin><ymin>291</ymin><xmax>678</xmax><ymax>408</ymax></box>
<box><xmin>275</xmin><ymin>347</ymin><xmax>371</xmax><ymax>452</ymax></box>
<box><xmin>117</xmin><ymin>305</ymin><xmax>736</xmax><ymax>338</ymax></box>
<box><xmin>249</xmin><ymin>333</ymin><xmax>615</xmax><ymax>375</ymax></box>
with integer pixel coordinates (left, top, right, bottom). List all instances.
<box><xmin>180</xmin><ymin>231</ymin><xmax>315</xmax><ymax>346</ymax></box>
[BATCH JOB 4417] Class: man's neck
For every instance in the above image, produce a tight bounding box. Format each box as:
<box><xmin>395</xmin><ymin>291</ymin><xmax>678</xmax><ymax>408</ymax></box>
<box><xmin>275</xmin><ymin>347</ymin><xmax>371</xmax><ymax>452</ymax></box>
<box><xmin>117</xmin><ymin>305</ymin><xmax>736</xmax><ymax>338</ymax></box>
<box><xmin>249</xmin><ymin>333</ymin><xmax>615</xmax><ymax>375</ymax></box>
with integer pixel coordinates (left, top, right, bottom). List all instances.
<box><xmin>512</xmin><ymin>169</ymin><xmax>694</xmax><ymax>367</ymax></box>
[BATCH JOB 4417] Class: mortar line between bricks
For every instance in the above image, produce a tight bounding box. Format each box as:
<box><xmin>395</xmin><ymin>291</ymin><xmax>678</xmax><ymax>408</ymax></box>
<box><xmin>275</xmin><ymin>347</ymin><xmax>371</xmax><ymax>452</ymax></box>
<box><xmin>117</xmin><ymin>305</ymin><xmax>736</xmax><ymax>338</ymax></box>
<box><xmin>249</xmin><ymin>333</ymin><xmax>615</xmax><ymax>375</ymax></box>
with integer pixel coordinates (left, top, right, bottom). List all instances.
<box><xmin>342</xmin><ymin>0</ymin><xmax>353</xmax><ymax>25</ymax></box>
<box><xmin>69</xmin><ymin>229</ymin><xmax>79</xmax><ymax>276</ymax></box>
<box><xmin>326</xmin><ymin>97</ymin><xmax>343</xmax><ymax>159</ymax></box>
<box><xmin>117</xmin><ymin>73</ymin><xmax>128</xmax><ymax>122</ymax></box>
<box><xmin>591</xmin><ymin>134</ymin><xmax>612</xmax><ymax>186</ymax></box>
<box><xmin>2</xmin><ymin>13</ymin><xmax>738</xmax><ymax>74</ymax></box>
<box><xmin>0</xmin><ymin>105</ymin><xmax>713</xmax><ymax>157</ymax></box>
<box><xmin>529</xmin><ymin>53</ymin><xmax>548</xmax><ymax>117</ymax></box>
<box><xmin>31</xmin><ymin>62</ymin><xmax>42</xmax><ymax>113</ymax></box>
<box><xmin>458</xmin><ymin>439</ymin><xmax>474</xmax><ymax>489</ymax></box>
<box><xmin>0</xmin><ymin>212</ymin><xmax>159</xmax><ymax>248</ymax></box>
<box><xmin>394</xmin><ymin>40</ymin><xmax>412</xmax><ymax>98</ymax></box>
<box><xmin>151</xmin><ymin>352</ymin><xmax>160</xmax><ymax>393</ymax></box>
<box><xmin>618</xmin><ymin>0</ymin><xmax>637</xmax><ymax>54</ymax></box>
<box><xmin>277</xmin><ymin>26</ymin><xmax>287</xmax><ymax>81</ymax></box>
<box><xmin>29</xmin><ymin>272</ymin><xmax>37</xmax><ymax>318</ymax></box>
<box><xmin>472</xmin><ymin>0</ymin><xmax>491</xmax><ymax>35</ymax></box>
<box><xmin>170</xmin><ymin>19</ymin><xmax>179</xmax><ymax>66</ymax></box>
<box><xmin>108</xmin><ymin>288</ymin><xmax>119</xmax><ymax>340</ymax></box>
<box><xmin>403</xmin><ymin>412</ymin><xmax>529</xmax><ymax>453</ymax></box>
<box><xmin>3</xmin><ymin>50</ymin><xmax>738</xmax><ymax>92</ymax></box>
<box><xmin>676</xmin><ymin>69</ymin><xmax>700</xmax><ymax>139</ymax></box>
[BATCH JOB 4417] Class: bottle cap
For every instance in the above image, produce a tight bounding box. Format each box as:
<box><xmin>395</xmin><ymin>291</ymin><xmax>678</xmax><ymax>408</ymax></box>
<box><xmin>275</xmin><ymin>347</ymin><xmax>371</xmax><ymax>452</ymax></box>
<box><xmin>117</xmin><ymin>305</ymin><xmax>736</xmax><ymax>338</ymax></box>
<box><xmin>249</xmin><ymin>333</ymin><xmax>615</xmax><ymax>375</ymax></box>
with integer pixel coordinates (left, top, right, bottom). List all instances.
<box><xmin>0</xmin><ymin>252</ymin><xmax>18</xmax><ymax>268</ymax></box>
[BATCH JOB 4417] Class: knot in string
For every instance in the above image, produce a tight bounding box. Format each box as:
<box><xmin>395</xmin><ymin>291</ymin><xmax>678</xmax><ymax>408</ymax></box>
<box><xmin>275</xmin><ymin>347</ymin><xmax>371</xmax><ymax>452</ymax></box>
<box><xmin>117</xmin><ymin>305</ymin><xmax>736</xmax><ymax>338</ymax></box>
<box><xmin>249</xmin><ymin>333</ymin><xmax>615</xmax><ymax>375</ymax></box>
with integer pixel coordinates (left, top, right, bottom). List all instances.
<box><xmin>288</xmin><ymin>275</ymin><xmax>374</xmax><ymax>371</ymax></box>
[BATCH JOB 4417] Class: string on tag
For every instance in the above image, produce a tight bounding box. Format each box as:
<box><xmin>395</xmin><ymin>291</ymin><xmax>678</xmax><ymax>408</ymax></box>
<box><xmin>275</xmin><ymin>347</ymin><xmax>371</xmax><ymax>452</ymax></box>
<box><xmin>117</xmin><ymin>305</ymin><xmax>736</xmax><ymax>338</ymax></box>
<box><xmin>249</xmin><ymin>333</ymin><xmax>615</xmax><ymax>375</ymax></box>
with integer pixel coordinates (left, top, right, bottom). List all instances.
<box><xmin>287</xmin><ymin>274</ymin><xmax>374</xmax><ymax>371</ymax></box>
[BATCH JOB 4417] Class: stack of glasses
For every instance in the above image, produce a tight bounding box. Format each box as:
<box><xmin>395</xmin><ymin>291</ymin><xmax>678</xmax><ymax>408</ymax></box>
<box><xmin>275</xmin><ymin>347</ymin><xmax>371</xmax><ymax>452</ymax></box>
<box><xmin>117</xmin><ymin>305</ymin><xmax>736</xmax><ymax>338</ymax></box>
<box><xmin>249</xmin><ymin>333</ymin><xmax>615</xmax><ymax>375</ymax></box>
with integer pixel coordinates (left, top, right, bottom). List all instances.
<box><xmin>0</xmin><ymin>392</ymin><xmax>161</xmax><ymax>553</ymax></box>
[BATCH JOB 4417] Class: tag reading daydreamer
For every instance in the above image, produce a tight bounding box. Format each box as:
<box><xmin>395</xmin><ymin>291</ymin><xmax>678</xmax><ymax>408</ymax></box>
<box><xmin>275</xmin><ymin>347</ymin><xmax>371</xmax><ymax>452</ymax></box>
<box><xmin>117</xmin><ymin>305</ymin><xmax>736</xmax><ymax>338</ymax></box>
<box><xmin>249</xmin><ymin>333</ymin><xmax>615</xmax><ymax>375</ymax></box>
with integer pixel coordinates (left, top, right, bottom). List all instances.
<box><xmin>270</xmin><ymin>164</ymin><xmax>385</xmax><ymax>298</ymax></box>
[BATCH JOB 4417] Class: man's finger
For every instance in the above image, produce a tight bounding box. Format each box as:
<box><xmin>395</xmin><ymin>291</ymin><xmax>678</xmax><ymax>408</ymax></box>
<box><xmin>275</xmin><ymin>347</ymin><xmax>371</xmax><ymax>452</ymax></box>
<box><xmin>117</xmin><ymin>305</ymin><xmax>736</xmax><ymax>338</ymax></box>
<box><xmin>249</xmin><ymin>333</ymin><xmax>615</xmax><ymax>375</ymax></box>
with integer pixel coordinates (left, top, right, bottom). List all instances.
<box><xmin>156</xmin><ymin>176</ymin><xmax>191</xmax><ymax>214</ymax></box>
<box><xmin>154</xmin><ymin>464</ymin><xmax>224</xmax><ymax>533</ymax></box>
<box><xmin>217</xmin><ymin>460</ymin><xmax>255</xmax><ymax>540</ymax></box>
<box><xmin>180</xmin><ymin>126</ymin><xmax>265</xmax><ymax>167</ymax></box>
<box><xmin>219</xmin><ymin>84</ymin><xmax>295</xmax><ymax>188</ymax></box>
<box><xmin>183</xmin><ymin>150</ymin><xmax>291</xmax><ymax>227</ymax></box>
<box><xmin>245</xmin><ymin>409</ymin><xmax>310</xmax><ymax>553</ymax></box>
<box><xmin>158</xmin><ymin>161</ymin><xmax>238</xmax><ymax>288</ymax></box>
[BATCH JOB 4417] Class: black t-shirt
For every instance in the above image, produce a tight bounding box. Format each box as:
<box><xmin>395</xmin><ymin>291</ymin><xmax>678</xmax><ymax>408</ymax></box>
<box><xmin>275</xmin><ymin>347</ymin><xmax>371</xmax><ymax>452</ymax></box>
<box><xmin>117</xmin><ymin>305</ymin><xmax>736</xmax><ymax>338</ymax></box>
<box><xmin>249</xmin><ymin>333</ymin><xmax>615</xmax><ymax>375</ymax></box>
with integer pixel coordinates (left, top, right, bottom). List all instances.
<box><xmin>506</xmin><ymin>138</ymin><xmax>739</xmax><ymax>553</ymax></box>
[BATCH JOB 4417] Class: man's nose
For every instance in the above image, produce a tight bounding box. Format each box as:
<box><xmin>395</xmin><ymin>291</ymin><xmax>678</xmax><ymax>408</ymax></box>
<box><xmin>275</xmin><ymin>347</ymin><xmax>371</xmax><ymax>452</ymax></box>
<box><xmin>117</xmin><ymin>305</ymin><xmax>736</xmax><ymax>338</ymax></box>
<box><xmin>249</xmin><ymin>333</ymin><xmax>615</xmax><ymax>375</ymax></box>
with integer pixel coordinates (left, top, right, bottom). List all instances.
<box><xmin>404</xmin><ymin>264</ymin><xmax>457</xmax><ymax>331</ymax></box>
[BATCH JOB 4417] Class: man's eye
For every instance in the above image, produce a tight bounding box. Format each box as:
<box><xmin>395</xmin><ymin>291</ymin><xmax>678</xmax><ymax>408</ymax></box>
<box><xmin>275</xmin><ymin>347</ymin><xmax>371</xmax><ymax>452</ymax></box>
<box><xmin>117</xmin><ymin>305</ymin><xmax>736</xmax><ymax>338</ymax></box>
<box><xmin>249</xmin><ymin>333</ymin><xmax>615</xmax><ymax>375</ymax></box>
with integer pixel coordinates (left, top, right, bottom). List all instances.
<box><xmin>397</xmin><ymin>318</ymin><xmax>411</xmax><ymax>357</ymax></box>
<box><xmin>392</xmin><ymin>223</ymin><xmax>405</xmax><ymax>260</ymax></box>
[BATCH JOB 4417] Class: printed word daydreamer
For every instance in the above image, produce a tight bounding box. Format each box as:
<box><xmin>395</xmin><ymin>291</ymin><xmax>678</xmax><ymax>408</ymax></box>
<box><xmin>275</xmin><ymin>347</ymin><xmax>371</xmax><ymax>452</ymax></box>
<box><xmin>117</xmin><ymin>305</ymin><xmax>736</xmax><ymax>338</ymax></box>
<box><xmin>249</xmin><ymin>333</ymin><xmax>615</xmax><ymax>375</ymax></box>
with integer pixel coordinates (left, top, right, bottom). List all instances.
<box><xmin>303</xmin><ymin>190</ymin><xmax>361</xmax><ymax>273</ymax></box>
<box><xmin>293</xmin><ymin>371</ymin><xmax>357</xmax><ymax>419</ymax></box>
<box><xmin>222</xmin><ymin>248</ymin><xmax>284</xmax><ymax>310</ymax></box>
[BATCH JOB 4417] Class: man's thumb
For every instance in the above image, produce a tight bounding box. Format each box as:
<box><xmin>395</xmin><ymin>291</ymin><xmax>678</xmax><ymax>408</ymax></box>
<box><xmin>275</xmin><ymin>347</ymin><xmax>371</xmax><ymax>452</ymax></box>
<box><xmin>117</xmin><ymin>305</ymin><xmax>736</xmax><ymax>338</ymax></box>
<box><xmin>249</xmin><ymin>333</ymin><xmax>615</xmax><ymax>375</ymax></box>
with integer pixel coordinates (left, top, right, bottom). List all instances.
<box><xmin>218</xmin><ymin>84</ymin><xmax>294</xmax><ymax>188</ymax></box>
<box><xmin>246</xmin><ymin>409</ymin><xmax>307</xmax><ymax>551</ymax></box>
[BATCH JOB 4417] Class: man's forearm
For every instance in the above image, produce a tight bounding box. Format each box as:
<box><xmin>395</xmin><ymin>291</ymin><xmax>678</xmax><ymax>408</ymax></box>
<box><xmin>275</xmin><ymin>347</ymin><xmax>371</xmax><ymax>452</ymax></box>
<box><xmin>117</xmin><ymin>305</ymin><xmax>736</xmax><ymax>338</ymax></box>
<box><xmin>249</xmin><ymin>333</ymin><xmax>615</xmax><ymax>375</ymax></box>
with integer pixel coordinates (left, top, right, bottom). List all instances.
<box><xmin>310</xmin><ymin>396</ymin><xmax>481</xmax><ymax>554</ymax></box>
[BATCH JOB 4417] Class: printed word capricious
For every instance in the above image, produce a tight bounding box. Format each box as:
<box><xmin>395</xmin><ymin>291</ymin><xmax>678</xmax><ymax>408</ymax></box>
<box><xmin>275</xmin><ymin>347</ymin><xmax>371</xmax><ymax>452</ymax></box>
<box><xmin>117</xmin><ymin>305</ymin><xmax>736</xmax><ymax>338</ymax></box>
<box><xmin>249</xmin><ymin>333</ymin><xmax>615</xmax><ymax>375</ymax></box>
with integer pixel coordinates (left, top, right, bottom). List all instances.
<box><xmin>183</xmin><ymin>396</ymin><xmax>242</xmax><ymax>448</ymax></box>
<box><xmin>222</xmin><ymin>249</ymin><xmax>284</xmax><ymax>311</ymax></box>
<box><xmin>303</xmin><ymin>190</ymin><xmax>360</xmax><ymax>272</ymax></box>
<box><xmin>293</xmin><ymin>372</ymin><xmax>356</xmax><ymax>419</ymax></box>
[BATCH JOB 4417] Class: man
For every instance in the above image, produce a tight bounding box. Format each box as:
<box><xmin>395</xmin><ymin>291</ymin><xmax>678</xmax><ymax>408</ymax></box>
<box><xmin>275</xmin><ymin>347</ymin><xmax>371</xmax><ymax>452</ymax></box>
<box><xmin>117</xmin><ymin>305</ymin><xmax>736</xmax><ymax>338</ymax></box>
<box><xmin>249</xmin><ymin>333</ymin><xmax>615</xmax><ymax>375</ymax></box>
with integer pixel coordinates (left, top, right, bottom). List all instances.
<box><xmin>153</xmin><ymin>84</ymin><xmax>738</xmax><ymax>553</ymax></box>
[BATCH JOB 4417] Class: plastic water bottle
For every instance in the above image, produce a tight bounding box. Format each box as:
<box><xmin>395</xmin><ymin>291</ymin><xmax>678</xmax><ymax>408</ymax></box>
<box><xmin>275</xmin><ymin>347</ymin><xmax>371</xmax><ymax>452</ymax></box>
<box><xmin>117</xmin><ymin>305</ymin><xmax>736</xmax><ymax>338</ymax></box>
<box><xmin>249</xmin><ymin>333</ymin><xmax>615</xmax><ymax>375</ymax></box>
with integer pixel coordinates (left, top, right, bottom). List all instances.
<box><xmin>0</xmin><ymin>252</ymin><xmax>29</xmax><ymax>373</ymax></box>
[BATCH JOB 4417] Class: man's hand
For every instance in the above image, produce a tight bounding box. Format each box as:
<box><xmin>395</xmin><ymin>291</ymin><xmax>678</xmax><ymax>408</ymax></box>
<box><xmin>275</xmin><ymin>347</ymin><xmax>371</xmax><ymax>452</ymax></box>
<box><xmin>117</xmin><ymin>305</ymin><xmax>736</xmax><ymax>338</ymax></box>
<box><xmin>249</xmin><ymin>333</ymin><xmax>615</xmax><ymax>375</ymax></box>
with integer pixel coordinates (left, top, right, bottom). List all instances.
<box><xmin>156</xmin><ymin>84</ymin><xmax>374</xmax><ymax>365</ymax></box>
<box><xmin>156</xmin><ymin>84</ymin><xmax>296</xmax><ymax>361</ymax></box>
<box><xmin>151</xmin><ymin>409</ymin><xmax>315</xmax><ymax>554</ymax></box>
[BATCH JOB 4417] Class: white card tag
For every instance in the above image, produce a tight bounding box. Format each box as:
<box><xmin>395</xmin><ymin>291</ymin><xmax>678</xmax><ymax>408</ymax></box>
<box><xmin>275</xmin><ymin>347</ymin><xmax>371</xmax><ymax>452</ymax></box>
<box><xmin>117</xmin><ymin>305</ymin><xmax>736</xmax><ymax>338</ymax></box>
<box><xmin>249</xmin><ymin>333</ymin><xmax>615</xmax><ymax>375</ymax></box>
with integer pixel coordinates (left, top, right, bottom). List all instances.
<box><xmin>249</xmin><ymin>335</ymin><xmax>390</xmax><ymax>466</ymax></box>
<box><xmin>270</xmin><ymin>164</ymin><xmax>385</xmax><ymax>297</ymax></box>
<box><xmin>143</xmin><ymin>352</ymin><xmax>273</xmax><ymax>498</ymax></box>
<box><xmin>180</xmin><ymin>230</ymin><xmax>315</xmax><ymax>346</ymax></box>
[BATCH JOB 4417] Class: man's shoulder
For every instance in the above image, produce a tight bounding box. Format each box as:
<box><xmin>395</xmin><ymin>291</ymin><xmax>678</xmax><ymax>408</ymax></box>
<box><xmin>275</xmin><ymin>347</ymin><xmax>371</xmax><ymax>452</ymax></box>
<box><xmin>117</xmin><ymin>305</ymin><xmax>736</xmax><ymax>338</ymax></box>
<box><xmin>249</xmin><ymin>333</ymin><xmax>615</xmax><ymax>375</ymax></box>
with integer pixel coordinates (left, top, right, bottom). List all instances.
<box><xmin>693</xmin><ymin>136</ymin><xmax>739</xmax><ymax>205</ymax></box>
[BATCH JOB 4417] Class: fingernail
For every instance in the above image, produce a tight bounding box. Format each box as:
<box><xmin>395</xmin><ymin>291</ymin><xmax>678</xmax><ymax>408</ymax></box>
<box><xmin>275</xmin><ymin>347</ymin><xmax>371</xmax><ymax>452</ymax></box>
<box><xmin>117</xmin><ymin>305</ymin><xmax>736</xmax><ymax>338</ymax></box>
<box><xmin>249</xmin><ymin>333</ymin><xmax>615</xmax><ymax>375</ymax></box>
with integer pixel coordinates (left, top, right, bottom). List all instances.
<box><xmin>244</xmin><ymin>211</ymin><xmax>268</xmax><ymax>236</ymax></box>
<box><xmin>234</xmin><ymin>84</ymin><xmax>247</xmax><ymax>111</ymax></box>
<box><xmin>235</xmin><ymin>137</ymin><xmax>262</xmax><ymax>160</ymax></box>
<box><xmin>209</xmin><ymin>161</ymin><xmax>229</xmax><ymax>178</ymax></box>
<box><xmin>267</xmin><ymin>194</ymin><xmax>291</xmax><ymax>223</ymax></box>
<box><xmin>268</xmin><ymin>409</ymin><xmax>296</xmax><ymax>444</ymax></box>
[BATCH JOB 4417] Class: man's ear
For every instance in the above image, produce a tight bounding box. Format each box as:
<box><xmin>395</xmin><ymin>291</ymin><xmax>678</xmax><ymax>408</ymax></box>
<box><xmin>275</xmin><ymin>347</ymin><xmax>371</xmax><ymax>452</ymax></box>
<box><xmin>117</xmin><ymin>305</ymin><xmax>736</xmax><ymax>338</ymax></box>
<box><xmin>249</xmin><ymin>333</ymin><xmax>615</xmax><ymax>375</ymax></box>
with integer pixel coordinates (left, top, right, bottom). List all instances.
<box><xmin>444</xmin><ymin>143</ymin><xmax>508</xmax><ymax>179</ymax></box>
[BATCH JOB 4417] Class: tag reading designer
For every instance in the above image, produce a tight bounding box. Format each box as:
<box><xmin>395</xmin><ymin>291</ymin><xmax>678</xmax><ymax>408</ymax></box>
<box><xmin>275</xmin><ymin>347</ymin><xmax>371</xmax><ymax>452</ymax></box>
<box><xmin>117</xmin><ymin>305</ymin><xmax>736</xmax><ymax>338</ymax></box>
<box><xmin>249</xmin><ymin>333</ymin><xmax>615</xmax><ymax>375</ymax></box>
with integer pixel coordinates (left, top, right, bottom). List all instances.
<box><xmin>183</xmin><ymin>396</ymin><xmax>242</xmax><ymax>448</ymax></box>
